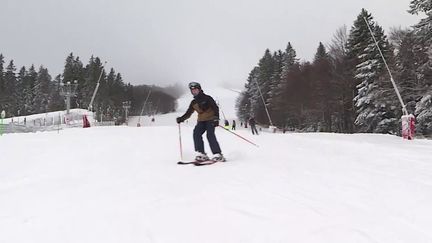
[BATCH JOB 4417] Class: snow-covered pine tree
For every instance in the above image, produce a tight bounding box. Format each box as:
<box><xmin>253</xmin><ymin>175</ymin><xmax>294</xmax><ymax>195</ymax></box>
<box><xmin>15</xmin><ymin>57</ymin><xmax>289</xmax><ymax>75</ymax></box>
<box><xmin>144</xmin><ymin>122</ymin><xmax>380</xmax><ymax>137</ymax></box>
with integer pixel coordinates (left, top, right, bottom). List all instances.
<box><xmin>103</xmin><ymin>68</ymin><xmax>117</xmax><ymax>111</ymax></box>
<box><xmin>23</xmin><ymin>65</ymin><xmax>38</xmax><ymax>115</ymax></box>
<box><xmin>245</xmin><ymin>67</ymin><xmax>260</xmax><ymax>121</ymax></box>
<box><xmin>83</xmin><ymin>56</ymin><xmax>105</xmax><ymax>109</ymax></box>
<box><xmin>3</xmin><ymin>60</ymin><xmax>17</xmax><ymax>117</ymax></box>
<box><xmin>409</xmin><ymin>0</ymin><xmax>432</xmax><ymax>86</ymax></box>
<box><xmin>15</xmin><ymin>67</ymin><xmax>27</xmax><ymax>116</ymax></box>
<box><xmin>409</xmin><ymin>0</ymin><xmax>432</xmax><ymax>135</ymax></box>
<box><xmin>0</xmin><ymin>54</ymin><xmax>4</xmax><ymax>110</ymax></box>
<box><xmin>409</xmin><ymin>0</ymin><xmax>432</xmax><ymax>49</ymax></box>
<box><xmin>347</xmin><ymin>9</ymin><xmax>375</xmax><ymax>132</ymax></box>
<box><xmin>63</xmin><ymin>53</ymin><xmax>79</xmax><ymax>83</ymax></box>
<box><xmin>348</xmin><ymin>9</ymin><xmax>396</xmax><ymax>133</ymax></box>
<box><xmin>235</xmin><ymin>88</ymin><xmax>251</xmax><ymax>124</ymax></box>
<box><xmin>112</xmin><ymin>72</ymin><xmax>126</xmax><ymax>110</ymax></box>
<box><xmin>272</xmin><ymin>42</ymin><xmax>299</xmax><ymax>127</ymax></box>
<box><xmin>62</xmin><ymin>53</ymin><xmax>84</xmax><ymax>109</ymax></box>
<box><xmin>255</xmin><ymin>49</ymin><xmax>274</xmax><ymax>125</ymax></box>
<box><xmin>48</xmin><ymin>74</ymin><xmax>65</xmax><ymax>111</ymax></box>
<box><xmin>415</xmin><ymin>94</ymin><xmax>432</xmax><ymax>135</ymax></box>
<box><xmin>392</xmin><ymin>29</ymin><xmax>419</xmax><ymax>115</ymax></box>
<box><xmin>33</xmin><ymin>66</ymin><xmax>52</xmax><ymax>113</ymax></box>
<box><xmin>267</xmin><ymin>50</ymin><xmax>284</xmax><ymax>124</ymax></box>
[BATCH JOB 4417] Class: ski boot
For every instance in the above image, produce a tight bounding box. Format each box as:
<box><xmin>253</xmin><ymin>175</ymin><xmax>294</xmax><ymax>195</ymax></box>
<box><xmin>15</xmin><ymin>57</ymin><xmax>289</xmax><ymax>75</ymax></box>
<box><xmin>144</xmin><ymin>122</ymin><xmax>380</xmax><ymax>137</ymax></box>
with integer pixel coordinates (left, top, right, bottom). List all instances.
<box><xmin>212</xmin><ymin>153</ymin><xmax>226</xmax><ymax>162</ymax></box>
<box><xmin>195</xmin><ymin>152</ymin><xmax>209</xmax><ymax>162</ymax></box>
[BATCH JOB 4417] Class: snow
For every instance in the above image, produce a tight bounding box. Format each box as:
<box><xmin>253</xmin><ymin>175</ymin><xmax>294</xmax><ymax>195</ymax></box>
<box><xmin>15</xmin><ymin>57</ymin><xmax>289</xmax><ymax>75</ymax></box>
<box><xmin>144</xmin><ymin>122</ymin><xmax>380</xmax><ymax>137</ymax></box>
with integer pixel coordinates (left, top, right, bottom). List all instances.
<box><xmin>3</xmin><ymin>108</ymin><xmax>95</xmax><ymax>125</ymax></box>
<box><xmin>1</xmin><ymin>88</ymin><xmax>432</xmax><ymax>243</ymax></box>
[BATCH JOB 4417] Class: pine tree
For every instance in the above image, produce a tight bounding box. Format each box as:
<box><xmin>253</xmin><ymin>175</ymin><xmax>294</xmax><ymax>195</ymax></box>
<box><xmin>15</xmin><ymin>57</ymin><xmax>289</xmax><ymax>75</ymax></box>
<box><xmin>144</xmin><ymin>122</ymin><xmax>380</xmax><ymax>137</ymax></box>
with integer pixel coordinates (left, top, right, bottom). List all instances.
<box><xmin>255</xmin><ymin>49</ymin><xmax>274</xmax><ymax>125</ymax></box>
<box><xmin>3</xmin><ymin>60</ymin><xmax>17</xmax><ymax>116</ymax></box>
<box><xmin>245</xmin><ymin>67</ymin><xmax>260</xmax><ymax>121</ymax></box>
<box><xmin>235</xmin><ymin>89</ymin><xmax>252</xmax><ymax>124</ymax></box>
<box><xmin>346</xmin><ymin>9</ymin><xmax>375</xmax><ymax>132</ymax></box>
<box><xmin>272</xmin><ymin>42</ymin><xmax>299</xmax><ymax>127</ymax></box>
<box><xmin>83</xmin><ymin>56</ymin><xmax>105</xmax><ymax>110</ymax></box>
<box><xmin>0</xmin><ymin>54</ymin><xmax>5</xmax><ymax>111</ymax></box>
<box><xmin>63</xmin><ymin>53</ymin><xmax>76</xmax><ymax>83</ymax></box>
<box><xmin>23</xmin><ymin>65</ymin><xmax>38</xmax><ymax>115</ymax></box>
<box><xmin>282</xmin><ymin>62</ymin><xmax>304</xmax><ymax>129</ymax></box>
<box><xmin>409</xmin><ymin>0</ymin><xmax>432</xmax><ymax>135</ymax></box>
<box><xmin>415</xmin><ymin>93</ymin><xmax>432</xmax><ymax>135</ymax></box>
<box><xmin>112</xmin><ymin>72</ymin><xmax>126</xmax><ymax>109</ymax></box>
<box><xmin>49</xmin><ymin>74</ymin><xmax>65</xmax><ymax>111</ymax></box>
<box><xmin>62</xmin><ymin>53</ymin><xmax>84</xmax><ymax>109</ymax></box>
<box><xmin>100</xmin><ymin>68</ymin><xmax>116</xmax><ymax>112</ymax></box>
<box><xmin>267</xmin><ymin>50</ymin><xmax>284</xmax><ymax>117</ymax></box>
<box><xmin>347</xmin><ymin>9</ymin><xmax>374</xmax><ymax>67</ymax></box>
<box><xmin>409</xmin><ymin>0</ymin><xmax>432</xmax><ymax>48</ymax></box>
<box><xmin>16</xmin><ymin>67</ymin><xmax>27</xmax><ymax>116</ymax></box>
<box><xmin>34</xmin><ymin>66</ymin><xmax>52</xmax><ymax>113</ymax></box>
<box><xmin>311</xmin><ymin>42</ymin><xmax>333</xmax><ymax>131</ymax></box>
<box><xmin>348</xmin><ymin>9</ymin><xmax>395</xmax><ymax>133</ymax></box>
<box><xmin>393</xmin><ymin>30</ymin><xmax>419</xmax><ymax>114</ymax></box>
<box><xmin>328</xmin><ymin>26</ymin><xmax>355</xmax><ymax>133</ymax></box>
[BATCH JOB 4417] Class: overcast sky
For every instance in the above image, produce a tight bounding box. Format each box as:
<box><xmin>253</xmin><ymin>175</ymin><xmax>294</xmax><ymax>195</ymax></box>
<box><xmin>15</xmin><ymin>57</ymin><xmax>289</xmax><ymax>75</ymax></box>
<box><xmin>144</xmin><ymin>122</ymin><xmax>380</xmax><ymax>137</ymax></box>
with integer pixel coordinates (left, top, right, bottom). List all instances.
<box><xmin>1</xmin><ymin>0</ymin><xmax>422</xmax><ymax>88</ymax></box>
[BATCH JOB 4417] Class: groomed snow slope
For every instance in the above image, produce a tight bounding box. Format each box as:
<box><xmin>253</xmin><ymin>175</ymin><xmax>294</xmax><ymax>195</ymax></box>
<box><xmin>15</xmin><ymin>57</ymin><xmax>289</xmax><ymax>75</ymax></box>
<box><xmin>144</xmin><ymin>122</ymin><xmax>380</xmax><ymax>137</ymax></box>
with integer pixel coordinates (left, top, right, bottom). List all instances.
<box><xmin>1</xmin><ymin>125</ymin><xmax>432</xmax><ymax>243</ymax></box>
<box><xmin>1</xmin><ymin>88</ymin><xmax>432</xmax><ymax>243</ymax></box>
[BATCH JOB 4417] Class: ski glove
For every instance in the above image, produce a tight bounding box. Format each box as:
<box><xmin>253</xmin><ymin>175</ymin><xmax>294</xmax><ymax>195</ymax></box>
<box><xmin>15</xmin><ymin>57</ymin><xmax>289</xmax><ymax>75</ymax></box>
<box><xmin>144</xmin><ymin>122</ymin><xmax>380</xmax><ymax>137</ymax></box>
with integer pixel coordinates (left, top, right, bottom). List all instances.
<box><xmin>212</xmin><ymin>119</ymin><xmax>219</xmax><ymax>127</ymax></box>
<box><xmin>176</xmin><ymin>117</ymin><xmax>183</xmax><ymax>124</ymax></box>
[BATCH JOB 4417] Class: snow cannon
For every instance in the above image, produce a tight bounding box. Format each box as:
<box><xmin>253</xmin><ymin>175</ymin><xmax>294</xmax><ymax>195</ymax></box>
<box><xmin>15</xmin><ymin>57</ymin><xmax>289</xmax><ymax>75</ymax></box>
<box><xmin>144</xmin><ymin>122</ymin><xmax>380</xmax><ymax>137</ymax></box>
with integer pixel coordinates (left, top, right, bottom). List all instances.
<box><xmin>401</xmin><ymin>114</ymin><xmax>415</xmax><ymax>140</ymax></box>
<box><xmin>83</xmin><ymin>115</ymin><xmax>91</xmax><ymax>128</ymax></box>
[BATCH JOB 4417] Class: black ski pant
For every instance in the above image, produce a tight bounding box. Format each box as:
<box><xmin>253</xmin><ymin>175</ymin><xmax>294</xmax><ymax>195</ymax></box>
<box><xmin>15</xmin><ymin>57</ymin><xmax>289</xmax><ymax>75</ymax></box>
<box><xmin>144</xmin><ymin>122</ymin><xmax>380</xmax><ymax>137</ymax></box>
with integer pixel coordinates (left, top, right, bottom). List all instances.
<box><xmin>193</xmin><ymin>121</ymin><xmax>222</xmax><ymax>155</ymax></box>
<box><xmin>251</xmin><ymin>125</ymin><xmax>259</xmax><ymax>135</ymax></box>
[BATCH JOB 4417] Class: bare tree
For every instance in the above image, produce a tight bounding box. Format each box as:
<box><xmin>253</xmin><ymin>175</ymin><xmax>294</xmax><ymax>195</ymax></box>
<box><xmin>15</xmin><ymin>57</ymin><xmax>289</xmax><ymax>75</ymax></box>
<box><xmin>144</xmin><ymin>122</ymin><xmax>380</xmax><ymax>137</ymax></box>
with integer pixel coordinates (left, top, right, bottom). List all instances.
<box><xmin>328</xmin><ymin>25</ymin><xmax>348</xmax><ymax>62</ymax></box>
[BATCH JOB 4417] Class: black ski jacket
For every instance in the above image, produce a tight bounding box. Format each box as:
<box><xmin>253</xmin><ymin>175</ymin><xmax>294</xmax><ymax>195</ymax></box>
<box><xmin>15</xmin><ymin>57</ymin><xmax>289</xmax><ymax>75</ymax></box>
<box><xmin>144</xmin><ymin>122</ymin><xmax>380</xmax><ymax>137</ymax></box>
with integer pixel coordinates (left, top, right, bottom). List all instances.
<box><xmin>179</xmin><ymin>91</ymin><xmax>219</xmax><ymax>122</ymax></box>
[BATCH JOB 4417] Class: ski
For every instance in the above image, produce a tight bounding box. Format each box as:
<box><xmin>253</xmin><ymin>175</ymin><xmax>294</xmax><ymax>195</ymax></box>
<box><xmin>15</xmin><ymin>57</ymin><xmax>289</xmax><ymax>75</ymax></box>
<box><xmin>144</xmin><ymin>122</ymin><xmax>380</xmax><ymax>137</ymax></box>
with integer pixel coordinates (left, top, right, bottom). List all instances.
<box><xmin>194</xmin><ymin>160</ymin><xmax>218</xmax><ymax>166</ymax></box>
<box><xmin>177</xmin><ymin>161</ymin><xmax>202</xmax><ymax>165</ymax></box>
<box><xmin>177</xmin><ymin>160</ymin><xmax>223</xmax><ymax>166</ymax></box>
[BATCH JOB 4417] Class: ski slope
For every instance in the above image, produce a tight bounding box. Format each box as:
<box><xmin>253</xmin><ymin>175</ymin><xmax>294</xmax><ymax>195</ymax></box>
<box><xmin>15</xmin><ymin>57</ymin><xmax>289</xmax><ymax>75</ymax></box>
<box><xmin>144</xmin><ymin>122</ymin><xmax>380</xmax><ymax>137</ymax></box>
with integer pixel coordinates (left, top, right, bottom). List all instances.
<box><xmin>1</xmin><ymin>88</ymin><xmax>432</xmax><ymax>243</ymax></box>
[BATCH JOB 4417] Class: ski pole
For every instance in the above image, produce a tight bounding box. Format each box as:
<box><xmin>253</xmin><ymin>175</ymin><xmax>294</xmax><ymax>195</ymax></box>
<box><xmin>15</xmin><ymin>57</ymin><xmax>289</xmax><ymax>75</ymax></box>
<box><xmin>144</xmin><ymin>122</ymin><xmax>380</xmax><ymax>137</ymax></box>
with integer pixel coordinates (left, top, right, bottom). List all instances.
<box><xmin>218</xmin><ymin>125</ymin><xmax>259</xmax><ymax>147</ymax></box>
<box><xmin>178</xmin><ymin>123</ymin><xmax>183</xmax><ymax>161</ymax></box>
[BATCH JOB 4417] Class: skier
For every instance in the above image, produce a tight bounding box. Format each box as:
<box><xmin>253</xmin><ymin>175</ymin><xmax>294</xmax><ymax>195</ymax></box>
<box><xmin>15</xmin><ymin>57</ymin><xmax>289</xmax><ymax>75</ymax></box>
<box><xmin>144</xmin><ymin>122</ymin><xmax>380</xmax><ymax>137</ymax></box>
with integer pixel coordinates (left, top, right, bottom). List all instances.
<box><xmin>224</xmin><ymin>120</ymin><xmax>230</xmax><ymax>129</ymax></box>
<box><xmin>176</xmin><ymin>82</ymin><xmax>226</xmax><ymax>162</ymax></box>
<box><xmin>232</xmin><ymin>120</ymin><xmax>236</xmax><ymax>130</ymax></box>
<box><xmin>249</xmin><ymin>117</ymin><xmax>259</xmax><ymax>135</ymax></box>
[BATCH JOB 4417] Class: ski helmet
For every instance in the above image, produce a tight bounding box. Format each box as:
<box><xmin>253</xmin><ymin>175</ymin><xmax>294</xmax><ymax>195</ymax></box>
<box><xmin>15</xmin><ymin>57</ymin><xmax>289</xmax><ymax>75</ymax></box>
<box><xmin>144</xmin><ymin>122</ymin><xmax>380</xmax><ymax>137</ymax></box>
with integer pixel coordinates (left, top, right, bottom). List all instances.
<box><xmin>188</xmin><ymin>82</ymin><xmax>201</xmax><ymax>90</ymax></box>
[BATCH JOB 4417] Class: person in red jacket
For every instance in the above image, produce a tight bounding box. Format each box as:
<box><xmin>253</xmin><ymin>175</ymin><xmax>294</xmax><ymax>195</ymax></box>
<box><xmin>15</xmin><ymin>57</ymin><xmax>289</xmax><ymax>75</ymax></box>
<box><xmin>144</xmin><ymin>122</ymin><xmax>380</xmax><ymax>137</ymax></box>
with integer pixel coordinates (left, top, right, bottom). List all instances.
<box><xmin>176</xmin><ymin>82</ymin><xmax>225</xmax><ymax>162</ymax></box>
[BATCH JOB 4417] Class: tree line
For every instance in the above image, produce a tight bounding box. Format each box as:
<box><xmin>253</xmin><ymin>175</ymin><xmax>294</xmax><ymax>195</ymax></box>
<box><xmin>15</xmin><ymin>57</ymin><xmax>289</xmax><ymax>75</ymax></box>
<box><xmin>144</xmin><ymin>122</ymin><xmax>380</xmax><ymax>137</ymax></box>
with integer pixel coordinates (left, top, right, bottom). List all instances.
<box><xmin>236</xmin><ymin>3</ymin><xmax>432</xmax><ymax>136</ymax></box>
<box><xmin>0</xmin><ymin>53</ymin><xmax>178</xmax><ymax>122</ymax></box>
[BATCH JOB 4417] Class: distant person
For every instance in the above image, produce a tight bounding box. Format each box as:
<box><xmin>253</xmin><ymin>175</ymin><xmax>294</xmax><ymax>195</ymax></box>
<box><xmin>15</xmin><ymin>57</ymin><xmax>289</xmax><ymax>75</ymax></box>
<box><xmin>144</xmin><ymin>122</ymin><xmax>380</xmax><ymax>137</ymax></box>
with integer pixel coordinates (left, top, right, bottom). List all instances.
<box><xmin>224</xmin><ymin>120</ymin><xmax>230</xmax><ymax>129</ymax></box>
<box><xmin>176</xmin><ymin>82</ymin><xmax>225</xmax><ymax>162</ymax></box>
<box><xmin>232</xmin><ymin>120</ymin><xmax>236</xmax><ymax>130</ymax></box>
<box><xmin>249</xmin><ymin>117</ymin><xmax>259</xmax><ymax>135</ymax></box>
